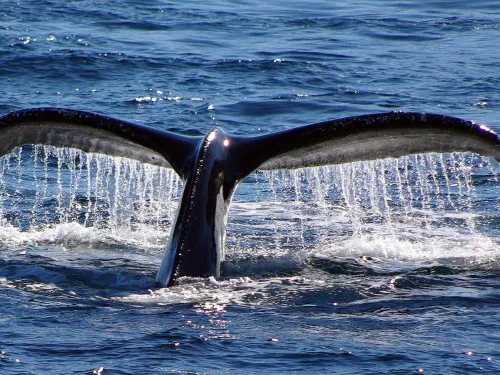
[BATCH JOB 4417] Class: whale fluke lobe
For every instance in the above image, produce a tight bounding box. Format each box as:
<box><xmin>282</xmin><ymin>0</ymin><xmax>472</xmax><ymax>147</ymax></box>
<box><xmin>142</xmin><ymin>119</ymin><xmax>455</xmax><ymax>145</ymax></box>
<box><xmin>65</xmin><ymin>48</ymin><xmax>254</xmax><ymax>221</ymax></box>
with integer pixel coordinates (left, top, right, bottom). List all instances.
<box><xmin>229</xmin><ymin>112</ymin><xmax>500</xmax><ymax>178</ymax></box>
<box><xmin>0</xmin><ymin>107</ymin><xmax>200</xmax><ymax>176</ymax></box>
<box><xmin>0</xmin><ymin>108</ymin><xmax>498</xmax><ymax>286</ymax></box>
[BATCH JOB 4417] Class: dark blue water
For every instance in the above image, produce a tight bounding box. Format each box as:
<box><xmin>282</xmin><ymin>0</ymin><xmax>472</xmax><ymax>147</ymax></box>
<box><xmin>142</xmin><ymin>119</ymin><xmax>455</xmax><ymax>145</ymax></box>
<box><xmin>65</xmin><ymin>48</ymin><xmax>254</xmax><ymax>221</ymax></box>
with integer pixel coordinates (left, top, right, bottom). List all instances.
<box><xmin>1</xmin><ymin>1</ymin><xmax>500</xmax><ymax>374</ymax></box>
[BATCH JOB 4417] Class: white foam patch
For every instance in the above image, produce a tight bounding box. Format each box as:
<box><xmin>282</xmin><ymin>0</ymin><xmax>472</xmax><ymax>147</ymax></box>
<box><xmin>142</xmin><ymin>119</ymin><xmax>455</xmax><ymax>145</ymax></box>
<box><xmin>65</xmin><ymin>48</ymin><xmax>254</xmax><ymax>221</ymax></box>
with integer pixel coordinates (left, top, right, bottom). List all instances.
<box><xmin>23</xmin><ymin>282</ymin><xmax>63</xmax><ymax>293</ymax></box>
<box><xmin>228</xmin><ymin>200</ymin><xmax>500</xmax><ymax>261</ymax></box>
<box><xmin>113</xmin><ymin>277</ymin><xmax>251</xmax><ymax>305</ymax></box>
<box><xmin>0</xmin><ymin>221</ymin><xmax>168</xmax><ymax>250</ymax></box>
<box><xmin>0</xmin><ymin>277</ymin><xmax>14</xmax><ymax>289</ymax></box>
<box><xmin>315</xmin><ymin>233</ymin><xmax>499</xmax><ymax>262</ymax></box>
<box><xmin>112</xmin><ymin>275</ymin><xmax>324</xmax><ymax>306</ymax></box>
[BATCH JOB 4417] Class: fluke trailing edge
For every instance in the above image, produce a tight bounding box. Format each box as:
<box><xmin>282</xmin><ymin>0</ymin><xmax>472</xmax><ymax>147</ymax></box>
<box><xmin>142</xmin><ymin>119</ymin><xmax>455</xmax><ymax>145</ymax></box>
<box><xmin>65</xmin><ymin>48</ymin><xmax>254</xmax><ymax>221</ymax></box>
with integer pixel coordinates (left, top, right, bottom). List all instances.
<box><xmin>1</xmin><ymin>108</ymin><xmax>499</xmax><ymax>286</ymax></box>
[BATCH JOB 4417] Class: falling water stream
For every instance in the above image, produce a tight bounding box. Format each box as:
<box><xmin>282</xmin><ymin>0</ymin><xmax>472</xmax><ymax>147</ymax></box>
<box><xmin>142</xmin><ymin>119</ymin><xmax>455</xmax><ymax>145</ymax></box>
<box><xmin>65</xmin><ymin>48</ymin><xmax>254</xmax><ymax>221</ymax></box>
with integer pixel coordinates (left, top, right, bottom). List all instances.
<box><xmin>228</xmin><ymin>152</ymin><xmax>500</xmax><ymax>272</ymax></box>
<box><xmin>0</xmin><ymin>145</ymin><xmax>183</xmax><ymax>249</ymax></box>
<box><xmin>1</xmin><ymin>145</ymin><xmax>497</xmax><ymax>271</ymax></box>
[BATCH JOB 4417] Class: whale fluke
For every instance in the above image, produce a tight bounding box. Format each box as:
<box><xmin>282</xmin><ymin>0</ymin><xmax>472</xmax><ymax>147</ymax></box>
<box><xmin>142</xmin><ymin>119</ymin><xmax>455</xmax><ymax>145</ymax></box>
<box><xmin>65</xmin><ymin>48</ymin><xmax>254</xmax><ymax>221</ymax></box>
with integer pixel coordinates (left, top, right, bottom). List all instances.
<box><xmin>229</xmin><ymin>112</ymin><xmax>500</xmax><ymax>176</ymax></box>
<box><xmin>0</xmin><ymin>108</ymin><xmax>498</xmax><ymax>286</ymax></box>
<box><xmin>0</xmin><ymin>107</ymin><xmax>200</xmax><ymax>177</ymax></box>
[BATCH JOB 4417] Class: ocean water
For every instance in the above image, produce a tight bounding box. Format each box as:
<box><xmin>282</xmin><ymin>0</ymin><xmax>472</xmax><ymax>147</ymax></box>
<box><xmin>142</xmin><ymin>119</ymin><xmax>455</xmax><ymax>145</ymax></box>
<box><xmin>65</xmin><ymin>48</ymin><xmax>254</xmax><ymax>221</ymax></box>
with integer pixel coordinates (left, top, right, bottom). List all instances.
<box><xmin>1</xmin><ymin>1</ymin><xmax>500</xmax><ymax>374</ymax></box>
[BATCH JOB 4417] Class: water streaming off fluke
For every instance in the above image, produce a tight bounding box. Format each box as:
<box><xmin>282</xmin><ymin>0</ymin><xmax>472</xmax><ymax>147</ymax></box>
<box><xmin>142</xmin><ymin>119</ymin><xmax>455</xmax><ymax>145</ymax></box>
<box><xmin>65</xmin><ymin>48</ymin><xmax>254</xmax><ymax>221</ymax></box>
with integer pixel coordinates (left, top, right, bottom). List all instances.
<box><xmin>0</xmin><ymin>145</ymin><xmax>183</xmax><ymax>247</ymax></box>
<box><xmin>0</xmin><ymin>146</ymin><xmax>498</xmax><ymax>262</ymax></box>
<box><xmin>229</xmin><ymin>152</ymin><xmax>499</xmax><ymax>263</ymax></box>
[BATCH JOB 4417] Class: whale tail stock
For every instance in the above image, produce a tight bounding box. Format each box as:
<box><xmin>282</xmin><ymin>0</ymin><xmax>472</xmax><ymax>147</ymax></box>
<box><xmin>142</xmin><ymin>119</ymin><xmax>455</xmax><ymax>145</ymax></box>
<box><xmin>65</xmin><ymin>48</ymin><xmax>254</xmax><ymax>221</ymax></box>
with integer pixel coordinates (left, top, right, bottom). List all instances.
<box><xmin>0</xmin><ymin>108</ymin><xmax>499</xmax><ymax>286</ymax></box>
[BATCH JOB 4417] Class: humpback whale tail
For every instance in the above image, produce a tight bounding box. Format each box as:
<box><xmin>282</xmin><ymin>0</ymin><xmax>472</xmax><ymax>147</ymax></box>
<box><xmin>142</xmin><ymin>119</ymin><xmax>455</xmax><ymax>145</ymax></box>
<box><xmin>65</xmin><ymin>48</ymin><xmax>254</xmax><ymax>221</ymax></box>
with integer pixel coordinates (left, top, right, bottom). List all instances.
<box><xmin>0</xmin><ymin>108</ymin><xmax>499</xmax><ymax>286</ymax></box>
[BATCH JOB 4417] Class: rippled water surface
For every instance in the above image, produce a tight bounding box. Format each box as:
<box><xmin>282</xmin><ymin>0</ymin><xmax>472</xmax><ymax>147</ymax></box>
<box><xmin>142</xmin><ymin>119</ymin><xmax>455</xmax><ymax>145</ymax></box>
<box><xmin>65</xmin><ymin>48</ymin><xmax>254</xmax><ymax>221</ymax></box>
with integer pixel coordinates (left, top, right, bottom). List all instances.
<box><xmin>1</xmin><ymin>1</ymin><xmax>500</xmax><ymax>374</ymax></box>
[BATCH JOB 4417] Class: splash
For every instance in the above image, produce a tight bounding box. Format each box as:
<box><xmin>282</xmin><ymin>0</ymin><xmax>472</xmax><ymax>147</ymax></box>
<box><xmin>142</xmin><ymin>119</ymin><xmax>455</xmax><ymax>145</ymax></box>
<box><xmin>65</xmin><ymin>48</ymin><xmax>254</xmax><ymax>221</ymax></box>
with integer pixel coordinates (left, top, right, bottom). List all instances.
<box><xmin>0</xmin><ymin>147</ymin><xmax>498</xmax><ymax>264</ymax></box>
<box><xmin>229</xmin><ymin>153</ymin><xmax>500</xmax><ymax>262</ymax></box>
<box><xmin>0</xmin><ymin>145</ymin><xmax>182</xmax><ymax>247</ymax></box>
